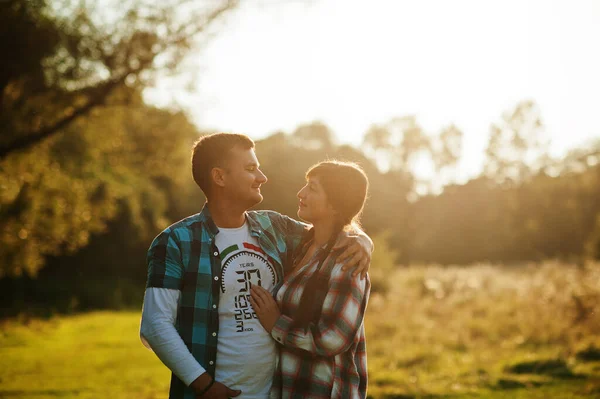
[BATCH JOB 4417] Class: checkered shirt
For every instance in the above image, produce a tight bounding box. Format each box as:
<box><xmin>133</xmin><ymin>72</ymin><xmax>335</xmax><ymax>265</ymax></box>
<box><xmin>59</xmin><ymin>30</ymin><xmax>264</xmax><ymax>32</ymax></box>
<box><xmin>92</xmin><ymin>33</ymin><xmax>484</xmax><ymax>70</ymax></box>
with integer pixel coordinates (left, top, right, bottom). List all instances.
<box><xmin>270</xmin><ymin>239</ymin><xmax>371</xmax><ymax>399</ymax></box>
<box><xmin>146</xmin><ymin>205</ymin><xmax>307</xmax><ymax>399</ymax></box>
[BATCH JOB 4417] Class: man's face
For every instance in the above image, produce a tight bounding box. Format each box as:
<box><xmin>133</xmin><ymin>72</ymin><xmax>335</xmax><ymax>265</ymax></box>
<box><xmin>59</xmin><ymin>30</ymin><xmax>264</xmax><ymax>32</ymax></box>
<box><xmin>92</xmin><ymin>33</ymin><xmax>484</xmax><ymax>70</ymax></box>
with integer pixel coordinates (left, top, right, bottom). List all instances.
<box><xmin>220</xmin><ymin>146</ymin><xmax>268</xmax><ymax>208</ymax></box>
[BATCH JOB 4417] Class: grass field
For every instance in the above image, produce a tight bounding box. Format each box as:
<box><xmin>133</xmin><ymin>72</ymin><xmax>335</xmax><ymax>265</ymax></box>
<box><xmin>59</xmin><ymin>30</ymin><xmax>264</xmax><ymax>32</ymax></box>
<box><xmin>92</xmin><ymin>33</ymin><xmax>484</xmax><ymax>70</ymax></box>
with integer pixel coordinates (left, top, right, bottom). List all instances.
<box><xmin>1</xmin><ymin>262</ymin><xmax>600</xmax><ymax>398</ymax></box>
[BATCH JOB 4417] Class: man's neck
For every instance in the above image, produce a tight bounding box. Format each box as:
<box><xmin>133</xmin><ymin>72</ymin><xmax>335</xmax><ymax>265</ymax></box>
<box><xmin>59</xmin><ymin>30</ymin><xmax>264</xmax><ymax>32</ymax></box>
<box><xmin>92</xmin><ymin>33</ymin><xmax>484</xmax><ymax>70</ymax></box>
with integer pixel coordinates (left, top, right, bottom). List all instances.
<box><xmin>206</xmin><ymin>199</ymin><xmax>246</xmax><ymax>228</ymax></box>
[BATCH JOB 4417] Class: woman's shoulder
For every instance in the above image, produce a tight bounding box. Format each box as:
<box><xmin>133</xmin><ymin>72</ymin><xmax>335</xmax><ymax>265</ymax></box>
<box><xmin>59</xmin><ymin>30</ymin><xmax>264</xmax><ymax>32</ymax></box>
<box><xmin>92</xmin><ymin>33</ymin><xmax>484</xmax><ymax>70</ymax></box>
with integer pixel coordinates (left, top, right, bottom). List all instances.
<box><xmin>328</xmin><ymin>259</ymin><xmax>368</xmax><ymax>290</ymax></box>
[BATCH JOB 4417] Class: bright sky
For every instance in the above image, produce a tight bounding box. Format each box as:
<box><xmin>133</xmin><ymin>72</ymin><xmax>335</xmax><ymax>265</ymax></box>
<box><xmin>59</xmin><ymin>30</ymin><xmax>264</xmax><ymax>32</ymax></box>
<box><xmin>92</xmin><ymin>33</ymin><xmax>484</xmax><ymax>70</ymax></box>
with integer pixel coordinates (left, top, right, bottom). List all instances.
<box><xmin>146</xmin><ymin>0</ymin><xmax>600</xmax><ymax>181</ymax></box>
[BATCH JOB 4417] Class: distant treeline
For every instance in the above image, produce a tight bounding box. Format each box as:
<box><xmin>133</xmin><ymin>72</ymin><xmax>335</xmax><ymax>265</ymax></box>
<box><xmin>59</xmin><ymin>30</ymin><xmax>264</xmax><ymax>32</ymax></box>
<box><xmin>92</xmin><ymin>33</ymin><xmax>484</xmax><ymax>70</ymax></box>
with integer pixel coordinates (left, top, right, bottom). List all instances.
<box><xmin>2</xmin><ymin>115</ymin><xmax>599</xmax><ymax>315</ymax></box>
<box><xmin>255</xmin><ymin>128</ymin><xmax>600</xmax><ymax>265</ymax></box>
<box><xmin>1</xmin><ymin>0</ymin><xmax>599</xmax><ymax>315</ymax></box>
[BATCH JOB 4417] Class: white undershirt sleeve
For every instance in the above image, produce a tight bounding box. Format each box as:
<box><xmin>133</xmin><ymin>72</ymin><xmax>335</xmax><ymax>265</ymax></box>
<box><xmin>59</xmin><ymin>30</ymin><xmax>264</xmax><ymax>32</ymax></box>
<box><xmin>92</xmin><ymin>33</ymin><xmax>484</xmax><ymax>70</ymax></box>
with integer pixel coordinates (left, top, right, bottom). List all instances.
<box><xmin>140</xmin><ymin>287</ymin><xmax>206</xmax><ymax>386</ymax></box>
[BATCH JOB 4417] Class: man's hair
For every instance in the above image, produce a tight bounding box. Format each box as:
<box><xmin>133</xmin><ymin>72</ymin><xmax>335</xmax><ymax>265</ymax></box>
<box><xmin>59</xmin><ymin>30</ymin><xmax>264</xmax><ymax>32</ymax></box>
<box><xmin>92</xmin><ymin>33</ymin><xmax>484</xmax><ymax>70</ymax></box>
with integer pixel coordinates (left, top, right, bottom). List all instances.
<box><xmin>191</xmin><ymin>133</ymin><xmax>255</xmax><ymax>196</ymax></box>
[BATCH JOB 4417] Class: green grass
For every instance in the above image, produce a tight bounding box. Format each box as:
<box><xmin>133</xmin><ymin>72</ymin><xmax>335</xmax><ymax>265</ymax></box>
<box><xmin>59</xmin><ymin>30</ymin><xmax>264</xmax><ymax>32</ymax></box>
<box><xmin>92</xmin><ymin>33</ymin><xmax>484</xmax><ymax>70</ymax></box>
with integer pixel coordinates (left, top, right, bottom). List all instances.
<box><xmin>1</xmin><ymin>262</ymin><xmax>600</xmax><ymax>398</ymax></box>
<box><xmin>0</xmin><ymin>312</ymin><xmax>169</xmax><ymax>398</ymax></box>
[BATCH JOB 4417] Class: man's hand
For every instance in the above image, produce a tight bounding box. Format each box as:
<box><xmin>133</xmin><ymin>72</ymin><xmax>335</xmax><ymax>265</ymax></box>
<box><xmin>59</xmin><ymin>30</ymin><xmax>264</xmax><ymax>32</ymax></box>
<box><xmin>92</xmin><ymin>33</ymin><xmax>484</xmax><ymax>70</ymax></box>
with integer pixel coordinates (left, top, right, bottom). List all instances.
<box><xmin>250</xmin><ymin>284</ymin><xmax>281</xmax><ymax>333</ymax></box>
<box><xmin>334</xmin><ymin>232</ymin><xmax>373</xmax><ymax>279</ymax></box>
<box><xmin>190</xmin><ymin>373</ymin><xmax>241</xmax><ymax>398</ymax></box>
<box><xmin>198</xmin><ymin>381</ymin><xmax>241</xmax><ymax>398</ymax></box>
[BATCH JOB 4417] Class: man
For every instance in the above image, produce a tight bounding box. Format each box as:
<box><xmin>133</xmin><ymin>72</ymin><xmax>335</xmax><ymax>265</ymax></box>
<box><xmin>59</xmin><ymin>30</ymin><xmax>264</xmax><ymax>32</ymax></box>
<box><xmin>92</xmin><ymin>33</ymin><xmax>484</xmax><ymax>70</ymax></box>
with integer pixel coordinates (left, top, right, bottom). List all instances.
<box><xmin>140</xmin><ymin>133</ymin><xmax>372</xmax><ymax>399</ymax></box>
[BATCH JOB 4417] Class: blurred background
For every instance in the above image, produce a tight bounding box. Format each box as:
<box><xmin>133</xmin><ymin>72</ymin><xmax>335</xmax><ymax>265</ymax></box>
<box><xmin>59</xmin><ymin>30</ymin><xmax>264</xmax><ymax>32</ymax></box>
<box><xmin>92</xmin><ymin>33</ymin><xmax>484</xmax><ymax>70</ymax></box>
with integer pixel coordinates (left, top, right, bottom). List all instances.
<box><xmin>1</xmin><ymin>0</ymin><xmax>599</xmax><ymax>398</ymax></box>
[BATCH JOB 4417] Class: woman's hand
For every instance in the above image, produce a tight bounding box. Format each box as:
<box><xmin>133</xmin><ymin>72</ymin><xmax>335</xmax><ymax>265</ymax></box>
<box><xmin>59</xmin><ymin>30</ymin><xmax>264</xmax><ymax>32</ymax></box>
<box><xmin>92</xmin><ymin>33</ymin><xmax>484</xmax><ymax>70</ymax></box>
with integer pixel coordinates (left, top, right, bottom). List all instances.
<box><xmin>250</xmin><ymin>284</ymin><xmax>281</xmax><ymax>334</ymax></box>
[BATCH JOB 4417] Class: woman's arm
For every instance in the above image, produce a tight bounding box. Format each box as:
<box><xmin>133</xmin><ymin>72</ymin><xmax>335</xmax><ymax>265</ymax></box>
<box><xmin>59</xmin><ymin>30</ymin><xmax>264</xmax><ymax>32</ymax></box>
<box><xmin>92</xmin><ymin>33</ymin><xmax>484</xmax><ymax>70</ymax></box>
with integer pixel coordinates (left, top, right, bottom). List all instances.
<box><xmin>250</xmin><ymin>266</ymin><xmax>370</xmax><ymax>357</ymax></box>
<box><xmin>277</xmin><ymin>212</ymin><xmax>373</xmax><ymax>278</ymax></box>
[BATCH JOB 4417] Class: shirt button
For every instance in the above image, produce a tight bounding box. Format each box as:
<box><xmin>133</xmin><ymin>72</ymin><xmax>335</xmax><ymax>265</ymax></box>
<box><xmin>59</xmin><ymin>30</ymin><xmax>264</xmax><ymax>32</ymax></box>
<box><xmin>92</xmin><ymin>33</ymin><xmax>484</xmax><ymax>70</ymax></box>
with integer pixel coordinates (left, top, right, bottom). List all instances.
<box><xmin>209</xmin><ymin>361</ymin><xmax>214</xmax><ymax>365</ymax></box>
<box><xmin>214</xmin><ymin>276</ymin><xmax>219</xmax><ymax>281</ymax></box>
<box><xmin>213</xmin><ymin>251</ymin><xmax>219</xmax><ymax>256</ymax></box>
<box><xmin>212</xmin><ymin>304</ymin><xmax>217</xmax><ymax>309</ymax></box>
<box><xmin>212</xmin><ymin>332</ymin><xmax>217</xmax><ymax>337</ymax></box>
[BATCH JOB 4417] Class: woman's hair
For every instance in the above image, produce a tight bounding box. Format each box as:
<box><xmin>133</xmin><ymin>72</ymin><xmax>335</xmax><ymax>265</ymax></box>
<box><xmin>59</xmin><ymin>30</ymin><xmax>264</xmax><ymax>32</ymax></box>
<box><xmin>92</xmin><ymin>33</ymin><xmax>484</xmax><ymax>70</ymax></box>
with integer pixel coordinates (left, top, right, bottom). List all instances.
<box><xmin>291</xmin><ymin>160</ymin><xmax>369</xmax><ymax>329</ymax></box>
<box><xmin>306</xmin><ymin>160</ymin><xmax>369</xmax><ymax>231</ymax></box>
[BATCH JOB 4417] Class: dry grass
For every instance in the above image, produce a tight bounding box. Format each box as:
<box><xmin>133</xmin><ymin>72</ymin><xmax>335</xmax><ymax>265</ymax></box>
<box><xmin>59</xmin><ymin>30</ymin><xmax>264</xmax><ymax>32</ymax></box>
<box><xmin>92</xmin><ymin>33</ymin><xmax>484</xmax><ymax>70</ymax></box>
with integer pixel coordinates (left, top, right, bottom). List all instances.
<box><xmin>365</xmin><ymin>261</ymin><xmax>600</xmax><ymax>398</ymax></box>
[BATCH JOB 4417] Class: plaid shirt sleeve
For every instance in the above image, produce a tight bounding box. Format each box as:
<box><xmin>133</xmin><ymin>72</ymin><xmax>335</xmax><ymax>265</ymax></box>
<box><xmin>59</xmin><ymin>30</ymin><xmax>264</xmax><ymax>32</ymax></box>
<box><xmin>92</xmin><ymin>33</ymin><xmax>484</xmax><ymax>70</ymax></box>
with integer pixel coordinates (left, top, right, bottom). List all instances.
<box><xmin>146</xmin><ymin>230</ymin><xmax>184</xmax><ymax>290</ymax></box>
<box><xmin>271</xmin><ymin>264</ymin><xmax>369</xmax><ymax>357</ymax></box>
<box><xmin>277</xmin><ymin>213</ymin><xmax>309</xmax><ymax>252</ymax></box>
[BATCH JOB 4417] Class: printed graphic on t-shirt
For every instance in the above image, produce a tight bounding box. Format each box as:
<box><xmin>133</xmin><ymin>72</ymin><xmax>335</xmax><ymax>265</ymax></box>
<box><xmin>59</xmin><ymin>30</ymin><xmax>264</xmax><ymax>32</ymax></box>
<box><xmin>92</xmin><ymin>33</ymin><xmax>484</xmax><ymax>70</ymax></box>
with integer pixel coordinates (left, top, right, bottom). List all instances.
<box><xmin>220</xmin><ymin>242</ymin><xmax>277</xmax><ymax>333</ymax></box>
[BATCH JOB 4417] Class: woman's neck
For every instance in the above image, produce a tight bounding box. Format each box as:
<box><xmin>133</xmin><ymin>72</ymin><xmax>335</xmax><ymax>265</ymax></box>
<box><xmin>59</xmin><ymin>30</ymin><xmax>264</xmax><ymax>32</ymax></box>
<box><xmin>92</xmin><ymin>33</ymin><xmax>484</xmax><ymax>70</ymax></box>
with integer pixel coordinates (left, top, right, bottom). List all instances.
<box><xmin>312</xmin><ymin>218</ymin><xmax>336</xmax><ymax>247</ymax></box>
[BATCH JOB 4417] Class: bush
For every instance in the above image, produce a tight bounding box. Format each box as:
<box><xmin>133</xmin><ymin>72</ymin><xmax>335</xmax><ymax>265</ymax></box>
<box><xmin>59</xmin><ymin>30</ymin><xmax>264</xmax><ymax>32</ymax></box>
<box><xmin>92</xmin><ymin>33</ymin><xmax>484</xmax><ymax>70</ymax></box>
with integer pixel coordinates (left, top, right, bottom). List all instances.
<box><xmin>368</xmin><ymin>231</ymin><xmax>400</xmax><ymax>295</ymax></box>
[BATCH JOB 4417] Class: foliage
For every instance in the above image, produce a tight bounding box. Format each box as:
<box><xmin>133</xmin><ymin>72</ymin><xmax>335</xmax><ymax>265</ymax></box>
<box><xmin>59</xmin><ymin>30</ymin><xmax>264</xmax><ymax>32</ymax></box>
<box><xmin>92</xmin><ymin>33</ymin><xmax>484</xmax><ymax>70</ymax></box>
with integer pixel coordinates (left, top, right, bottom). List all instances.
<box><xmin>367</xmin><ymin>231</ymin><xmax>399</xmax><ymax>295</ymax></box>
<box><xmin>362</xmin><ymin>115</ymin><xmax>464</xmax><ymax>193</ymax></box>
<box><xmin>483</xmin><ymin>100</ymin><xmax>549</xmax><ymax>184</ymax></box>
<box><xmin>1</xmin><ymin>0</ymin><xmax>600</xmax><ymax>306</ymax></box>
<box><xmin>0</xmin><ymin>0</ymin><xmax>237</xmax><ymax>157</ymax></box>
<box><xmin>0</xmin><ymin>95</ymin><xmax>200</xmax><ymax>276</ymax></box>
<box><xmin>0</xmin><ymin>0</ymin><xmax>234</xmax><ymax>276</ymax></box>
<box><xmin>410</xmin><ymin>162</ymin><xmax>600</xmax><ymax>264</ymax></box>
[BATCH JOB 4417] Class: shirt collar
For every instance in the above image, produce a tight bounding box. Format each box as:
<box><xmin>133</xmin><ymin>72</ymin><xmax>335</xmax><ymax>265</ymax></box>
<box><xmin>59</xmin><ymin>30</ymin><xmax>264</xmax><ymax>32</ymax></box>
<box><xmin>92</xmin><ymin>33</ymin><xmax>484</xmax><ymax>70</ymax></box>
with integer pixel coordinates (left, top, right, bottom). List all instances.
<box><xmin>245</xmin><ymin>211</ymin><xmax>264</xmax><ymax>236</ymax></box>
<box><xmin>199</xmin><ymin>203</ymin><xmax>219</xmax><ymax>237</ymax></box>
<box><xmin>199</xmin><ymin>204</ymin><xmax>263</xmax><ymax>237</ymax></box>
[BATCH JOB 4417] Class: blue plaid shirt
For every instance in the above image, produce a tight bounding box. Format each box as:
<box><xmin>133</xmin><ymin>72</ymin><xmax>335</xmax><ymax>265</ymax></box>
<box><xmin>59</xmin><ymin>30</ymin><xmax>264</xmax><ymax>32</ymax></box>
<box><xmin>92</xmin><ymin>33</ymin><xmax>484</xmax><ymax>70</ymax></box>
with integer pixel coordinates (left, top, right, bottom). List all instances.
<box><xmin>146</xmin><ymin>205</ymin><xmax>307</xmax><ymax>399</ymax></box>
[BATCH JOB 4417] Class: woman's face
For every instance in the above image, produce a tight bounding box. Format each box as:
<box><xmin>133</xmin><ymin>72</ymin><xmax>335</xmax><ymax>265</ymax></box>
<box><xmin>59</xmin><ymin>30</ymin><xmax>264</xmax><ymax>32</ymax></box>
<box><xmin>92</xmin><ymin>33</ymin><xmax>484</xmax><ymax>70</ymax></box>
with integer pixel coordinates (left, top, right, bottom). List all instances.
<box><xmin>297</xmin><ymin>176</ymin><xmax>335</xmax><ymax>224</ymax></box>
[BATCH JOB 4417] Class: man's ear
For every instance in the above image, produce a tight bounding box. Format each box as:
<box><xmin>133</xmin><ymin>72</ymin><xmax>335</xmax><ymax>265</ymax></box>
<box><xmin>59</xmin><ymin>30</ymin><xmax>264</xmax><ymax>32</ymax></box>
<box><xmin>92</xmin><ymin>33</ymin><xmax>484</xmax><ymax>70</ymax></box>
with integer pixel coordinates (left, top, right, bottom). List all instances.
<box><xmin>211</xmin><ymin>167</ymin><xmax>227</xmax><ymax>188</ymax></box>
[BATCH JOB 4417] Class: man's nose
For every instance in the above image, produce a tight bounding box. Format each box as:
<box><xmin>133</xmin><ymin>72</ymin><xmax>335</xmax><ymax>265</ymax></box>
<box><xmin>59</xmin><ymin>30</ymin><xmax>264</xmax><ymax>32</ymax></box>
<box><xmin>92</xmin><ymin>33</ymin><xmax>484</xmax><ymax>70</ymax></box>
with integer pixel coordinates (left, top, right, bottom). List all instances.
<box><xmin>257</xmin><ymin>169</ymin><xmax>268</xmax><ymax>183</ymax></box>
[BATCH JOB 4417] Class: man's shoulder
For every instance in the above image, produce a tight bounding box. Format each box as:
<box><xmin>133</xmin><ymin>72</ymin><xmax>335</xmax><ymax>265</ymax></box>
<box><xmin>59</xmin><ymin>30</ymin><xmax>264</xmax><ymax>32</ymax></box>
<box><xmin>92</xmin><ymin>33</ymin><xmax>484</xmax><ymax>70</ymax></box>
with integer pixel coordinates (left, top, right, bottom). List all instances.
<box><xmin>247</xmin><ymin>210</ymin><xmax>308</xmax><ymax>235</ymax></box>
<box><xmin>151</xmin><ymin>213</ymin><xmax>204</xmax><ymax>244</ymax></box>
<box><xmin>247</xmin><ymin>210</ymin><xmax>296</xmax><ymax>226</ymax></box>
<box><xmin>163</xmin><ymin>213</ymin><xmax>204</xmax><ymax>233</ymax></box>
<box><xmin>248</xmin><ymin>209</ymin><xmax>285</xmax><ymax>220</ymax></box>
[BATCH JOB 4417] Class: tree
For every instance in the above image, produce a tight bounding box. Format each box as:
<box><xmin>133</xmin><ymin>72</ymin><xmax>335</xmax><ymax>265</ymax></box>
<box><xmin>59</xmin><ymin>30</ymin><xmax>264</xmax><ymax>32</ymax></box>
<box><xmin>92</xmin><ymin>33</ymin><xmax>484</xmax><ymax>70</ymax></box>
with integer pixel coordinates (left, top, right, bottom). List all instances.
<box><xmin>0</xmin><ymin>0</ymin><xmax>237</xmax><ymax>158</ymax></box>
<box><xmin>292</xmin><ymin>121</ymin><xmax>335</xmax><ymax>150</ymax></box>
<box><xmin>362</xmin><ymin>115</ymin><xmax>463</xmax><ymax>194</ymax></box>
<box><xmin>0</xmin><ymin>0</ymin><xmax>237</xmax><ymax>276</ymax></box>
<box><xmin>0</xmin><ymin>93</ymin><xmax>201</xmax><ymax>277</ymax></box>
<box><xmin>483</xmin><ymin>100</ymin><xmax>548</xmax><ymax>184</ymax></box>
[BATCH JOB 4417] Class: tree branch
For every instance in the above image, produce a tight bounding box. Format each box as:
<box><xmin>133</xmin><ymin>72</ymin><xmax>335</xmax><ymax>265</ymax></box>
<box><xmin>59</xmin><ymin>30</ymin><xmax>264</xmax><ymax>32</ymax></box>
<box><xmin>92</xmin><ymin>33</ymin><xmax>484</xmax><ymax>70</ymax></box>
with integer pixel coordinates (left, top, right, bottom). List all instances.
<box><xmin>0</xmin><ymin>0</ymin><xmax>238</xmax><ymax>160</ymax></box>
<box><xmin>0</xmin><ymin>72</ymin><xmax>130</xmax><ymax>160</ymax></box>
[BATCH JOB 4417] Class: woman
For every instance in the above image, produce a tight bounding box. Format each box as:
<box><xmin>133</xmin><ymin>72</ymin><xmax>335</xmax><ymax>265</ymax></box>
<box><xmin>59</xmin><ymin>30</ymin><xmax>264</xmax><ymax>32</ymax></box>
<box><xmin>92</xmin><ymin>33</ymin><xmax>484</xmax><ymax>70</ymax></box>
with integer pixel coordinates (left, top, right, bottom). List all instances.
<box><xmin>250</xmin><ymin>160</ymin><xmax>371</xmax><ymax>399</ymax></box>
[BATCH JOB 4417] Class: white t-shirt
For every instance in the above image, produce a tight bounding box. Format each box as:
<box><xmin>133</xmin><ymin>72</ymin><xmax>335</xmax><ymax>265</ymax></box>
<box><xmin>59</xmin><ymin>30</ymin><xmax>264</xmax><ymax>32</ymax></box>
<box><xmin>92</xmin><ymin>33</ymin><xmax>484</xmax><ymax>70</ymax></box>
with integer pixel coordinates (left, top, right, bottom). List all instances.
<box><xmin>214</xmin><ymin>222</ymin><xmax>279</xmax><ymax>399</ymax></box>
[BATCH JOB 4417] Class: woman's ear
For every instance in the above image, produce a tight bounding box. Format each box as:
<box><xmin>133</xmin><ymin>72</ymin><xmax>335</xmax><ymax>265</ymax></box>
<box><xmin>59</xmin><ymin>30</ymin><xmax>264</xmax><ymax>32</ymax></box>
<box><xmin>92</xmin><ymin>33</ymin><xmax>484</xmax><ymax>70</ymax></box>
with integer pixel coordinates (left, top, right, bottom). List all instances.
<box><xmin>328</xmin><ymin>202</ymin><xmax>338</xmax><ymax>216</ymax></box>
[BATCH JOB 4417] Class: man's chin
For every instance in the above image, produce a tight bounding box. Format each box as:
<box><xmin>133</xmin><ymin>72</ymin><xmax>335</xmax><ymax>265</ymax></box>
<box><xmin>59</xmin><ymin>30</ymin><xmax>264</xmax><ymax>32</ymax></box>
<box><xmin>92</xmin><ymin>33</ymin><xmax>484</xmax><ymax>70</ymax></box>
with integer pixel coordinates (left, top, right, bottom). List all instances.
<box><xmin>248</xmin><ymin>194</ymin><xmax>263</xmax><ymax>208</ymax></box>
